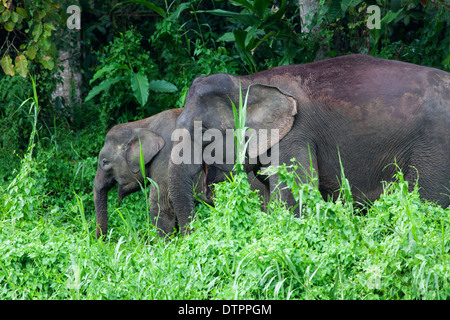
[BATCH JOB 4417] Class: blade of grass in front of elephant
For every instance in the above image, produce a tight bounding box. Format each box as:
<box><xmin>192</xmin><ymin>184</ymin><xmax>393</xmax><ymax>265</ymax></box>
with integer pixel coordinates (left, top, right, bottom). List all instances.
<box><xmin>138</xmin><ymin>137</ymin><xmax>146</xmax><ymax>182</ymax></box>
<box><xmin>75</xmin><ymin>192</ymin><xmax>92</xmax><ymax>252</ymax></box>
<box><xmin>116</xmin><ymin>207</ymin><xmax>139</xmax><ymax>244</ymax></box>
<box><xmin>137</xmin><ymin>137</ymin><xmax>160</xmax><ymax>238</ymax></box>
<box><xmin>230</xmin><ymin>81</ymin><xmax>251</xmax><ymax>173</ymax></box>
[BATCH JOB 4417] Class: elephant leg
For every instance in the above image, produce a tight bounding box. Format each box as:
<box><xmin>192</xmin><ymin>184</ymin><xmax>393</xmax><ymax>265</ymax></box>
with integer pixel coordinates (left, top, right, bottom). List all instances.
<box><xmin>266</xmin><ymin>141</ymin><xmax>319</xmax><ymax>216</ymax></box>
<box><xmin>267</xmin><ymin>172</ymin><xmax>299</xmax><ymax>216</ymax></box>
<box><xmin>149</xmin><ymin>186</ymin><xmax>177</xmax><ymax>238</ymax></box>
<box><xmin>251</xmin><ymin>170</ymin><xmax>270</xmax><ymax>212</ymax></box>
<box><xmin>406</xmin><ymin>150</ymin><xmax>450</xmax><ymax>208</ymax></box>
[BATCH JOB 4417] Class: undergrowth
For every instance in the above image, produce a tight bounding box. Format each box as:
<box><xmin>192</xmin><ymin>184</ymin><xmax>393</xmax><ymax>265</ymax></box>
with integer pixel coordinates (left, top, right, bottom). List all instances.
<box><xmin>1</xmin><ymin>158</ymin><xmax>449</xmax><ymax>299</ymax></box>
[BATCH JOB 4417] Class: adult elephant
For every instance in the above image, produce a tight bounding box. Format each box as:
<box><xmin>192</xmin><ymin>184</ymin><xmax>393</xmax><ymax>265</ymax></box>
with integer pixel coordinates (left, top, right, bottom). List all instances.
<box><xmin>93</xmin><ymin>109</ymin><xmax>231</xmax><ymax>238</ymax></box>
<box><xmin>168</xmin><ymin>54</ymin><xmax>449</xmax><ymax>234</ymax></box>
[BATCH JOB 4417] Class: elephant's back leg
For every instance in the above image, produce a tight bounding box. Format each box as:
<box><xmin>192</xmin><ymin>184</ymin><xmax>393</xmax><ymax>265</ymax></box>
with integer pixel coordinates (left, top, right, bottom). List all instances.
<box><xmin>406</xmin><ymin>146</ymin><xmax>450</xmax><ymax>208</ymax></box>
<box><xmin>149</xmin><ymin>184</ymin><xmax>177</xmax><ymax>236</ymax></box>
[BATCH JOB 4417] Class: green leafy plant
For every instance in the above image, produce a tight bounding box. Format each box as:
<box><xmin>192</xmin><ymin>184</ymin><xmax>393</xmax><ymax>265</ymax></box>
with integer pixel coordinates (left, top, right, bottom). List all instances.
<box><xmin>85</xmin><ymin>29</ymin><xmax>177</xmax><ymax>108</ymax></box>
<box><xmin>196</xmin><ymin>0</ymin><xmax>302</xmax><ymax>72</ymax></box>
<box><xmin>111</xmin><ymin>0</ymin><xmax>167</xmax><ymax>19</ymax></box>
<box><xmin>229</xmin><ymin>81</ymin><xmax>251</xmax><ymax>174</ymax></box>
<box><xmin>1</xmin><ymin>74</ymin><xmax>44</xmax><ymax>220</ymax></box>
<box><xmin>368</xmin><ymin>0</ymin><xmax>450</xmax><ymax>71</ymax></box>
<box><xmin>0</xmin><ymin>0</ymin><xmax>61</xmax><ymax>76</ymax></box>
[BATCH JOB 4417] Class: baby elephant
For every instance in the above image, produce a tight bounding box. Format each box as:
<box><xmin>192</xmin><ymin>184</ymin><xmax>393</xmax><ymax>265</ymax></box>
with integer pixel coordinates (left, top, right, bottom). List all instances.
<box><xmin>93</xmin><ymin>109</ymin><xmax>222</xmax><ymax>238</ymax></box>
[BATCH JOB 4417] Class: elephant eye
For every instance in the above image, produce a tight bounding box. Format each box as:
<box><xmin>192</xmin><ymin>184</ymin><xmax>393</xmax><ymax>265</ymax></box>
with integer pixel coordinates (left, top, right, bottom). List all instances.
<box><xmin>101</xmin><ymin>158</ymin><xmax>110</xmax><ymax>168</ymax></box>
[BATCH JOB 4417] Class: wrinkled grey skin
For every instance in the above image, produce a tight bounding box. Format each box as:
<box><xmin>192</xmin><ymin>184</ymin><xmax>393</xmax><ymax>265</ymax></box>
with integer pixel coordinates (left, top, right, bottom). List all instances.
<box><xmin>93</xmin><ymin>109</ymin><xmax>228</xmax><ymax>238</ymax></box>
<box><xmin>168</xmin><ymin>54</ymin><xmax>450</xmax><ymax>234</ymax></box>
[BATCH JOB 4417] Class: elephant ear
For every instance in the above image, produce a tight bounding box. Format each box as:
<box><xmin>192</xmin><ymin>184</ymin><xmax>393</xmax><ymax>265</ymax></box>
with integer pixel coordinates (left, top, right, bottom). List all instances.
<box><xmin>244</xmin><ymin>84</ymin><xmax>298</xmax><ymax>159</ymax></box>
<box><xmin>126</xmin><ymin>129</ymin><xmax>165</xmax><ymax>174</ymax></box>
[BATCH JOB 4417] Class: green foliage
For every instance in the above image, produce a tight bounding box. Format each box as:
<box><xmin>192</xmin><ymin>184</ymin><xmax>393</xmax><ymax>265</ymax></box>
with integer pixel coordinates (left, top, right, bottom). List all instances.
<box><xmin>207</xmin><ymin>172</ymin><xmax>263</xmax><ymax>239</ymax></box>
<box><xmin>87</xmin><ymin>28</ymin><xmax>177</xmax><ymax>126</ymax></box>
<box><xmin>111</xmin><ymin>0</ymin><xmax>167</xmax><ymax>19</ymax></box>
<box><xmin>373</xmin><ymin>0</ymin><xmax>450</xmax><ymax>71</ymax></box>
<box><xmin>86</xmin><ymin>33</ymin><xmax>177</xmax><ymax>106</ymax></box>
<box><xmin>195</xmin><ymin>0</ymin><xmax>296</xmax><ymax>72</ymax></box>
<box><xmin>147</xmin><ymin>1</ymin><xmax>240</xmax><ymax>107</ymax></box>
<box><xmin>201</xmin><ymin>0</ymin><xmax>320</xmax><ymax>71</ymax></box>
<box><xmin>0</xmin><ymin>74</ymin><xmax>33</xmax><ymax>180</ymax></box>
<box><xmin>2</xmin><ymin>75</ymin><xmax>42</xmax><ymax>221</ymax></box>
<box><xmin>2</xmin><ymin>150</ymin><xmax>449</xmax><ymax>299</ymax></box>
<box><xmin>0</xmin><ymin>0</ymin><xmax>62</xmax><ymax>76</ymax></box>
<box><xmin>318</xmin><ymin>0</ymin><xmax>450</xmax><ymax>70</ymax></box>
<box><xmin>230</xmin><ymin>81</ymin><xmax>250</xmax><ymax>173</ymax></box>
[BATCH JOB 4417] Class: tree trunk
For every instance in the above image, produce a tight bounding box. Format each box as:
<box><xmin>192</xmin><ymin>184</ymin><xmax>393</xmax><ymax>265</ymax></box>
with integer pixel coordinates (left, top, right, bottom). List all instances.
<box><xmin>299</xmin><ymin>0</ymin><xmax>320</xmax><ymax>34</ymax></box>
<box><xmin>298</xmin><ymin>0</ymin><xmax>328</xmax><ymax>61</ymax></box>
<box><xmin>51</xmin><ymin>1</ymin><xmax>82</xmax><ymax>115</ymax></box>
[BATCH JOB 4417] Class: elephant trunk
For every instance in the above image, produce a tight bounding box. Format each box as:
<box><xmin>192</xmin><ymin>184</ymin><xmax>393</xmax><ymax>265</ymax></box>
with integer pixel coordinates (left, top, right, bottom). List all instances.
<box><xmin>168</xmin><ymin>159</ymin><xmax>201</xmax><ymax>234</ymax></box>
<box><xmin>93</xmin><ymin>167</ymin><xmax>115</xmax><ymax>238</ymax></box>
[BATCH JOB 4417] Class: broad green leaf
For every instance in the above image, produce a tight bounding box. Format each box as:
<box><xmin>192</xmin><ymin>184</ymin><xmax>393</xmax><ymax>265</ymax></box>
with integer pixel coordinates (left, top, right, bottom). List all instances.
<box><xmin>85</xmin><ymin>76</ymin><xmax>125</xmax><ymax>102</ymax></box>
<box><xmin>15</xmin><ymin>54</ymin><xmax>28</xmax><ymax>78</ymax></box>
<box><xmin>233</xmin><ymin>29</ymin><xmax>257</xmax><ymax>72</ymax></box>
<box><xmin>229</xmin><ymin>0</ymin><xmax>253</xmax><ymax>11</ymax></box>
<box><xmin>111</xmin><ymin>0</ymin><xmax>166</xmax><ymax>18</ymax></box>
<box><xmin>170</xmin><ymin>2</ymin><xmax>190</xmax><ymax>20</ymax></box>
<box><xmin>25</xmin><ymin>45</ymin><xmax>37</xmax><ymax>60</ymax></box>
<box><xmin>252</xmin><ymin>30</ymin><xmax>276</xmax><ymax>52</ymax></box>
<box><xmin>40</xmin><ymin>55</ymin><xmax>55</xmax><ymax>70</ymax></box>
<box><xmin>234</xmin><ymin>29</ymin><xmax>248</xmax><ymax>50</ymax></box>
<box><xmin>217</xmin><ymin>32</ymin><xmax>235</xmax><ymax>42</ymax></box>
<box><xmin>1</xmin><ymin>9</ymin><xmax>10</xmax><ymax>22</ymax></box>
<box><xmin>0</xmin><ymin>55</ymin><xmax>15</xmax><ymax>76</ymax></box>
<box><xmin>245</xmin><ymin>25</ymin><xmax>263</xmax><ymax>49</ymax></box>
<box><xmin>44</xmin><ymin>22</ymin><xmax>56</xmax><ymax>31</ymax></box>
<box><xmin>90</xmin><ymin>64</ymin><xmax>129</xmax><ymax>84</ymax></box>
<box><xmin>195</xmin><ymin>9</ymin><xmax>259</xmax><ymax>25</ymax></box>
<box><xmin>32</xmin><ymin>22</ymin><xmax>43</xmax><ymax>41</ymax></box>
<box><xmin>11</xmin><ymin>11</ymin><xmax>18</xmax><ymax>23</ymax></box>
<box><xmin>328</xmin><ymin>0</ymin><xmax>342</xmax><ymax>20</ymax></box>
<box><xmin>42</xmin><ymin>23</ymin><xmax>54</xmax><ymax>40</ymax></box>
<box><xmin>130</xmin><ymin>72</ymin><xmax>149</xmax><ymax>106</ymax></box>
<box><xmin>15</xmin><ymin>7</ymin><xmax>27</xmax><ymax>18</ymax></box>
<box><xmin>4</xmin><ymin>19</ymin><xmax>15</xmax><ymax>31</ymax></box>
<box><xmin>443</xmin><ymin>52</ymin><xmax>450</xmax><ymax>71</ymax></box>
<box><xmin>148</xmin><ymin>80</ymin><xmax>177</xmax><ymax>93</ymax></box>
<box><xmin>341</xmin><ymin>0</ymin><xmax>363</xmax><ymax>15</ymax></box>
<box><xmin>253</xmin><ymin>0</ymin><xmax>270</xmax><ymax>18</ymax></box>
<box><xmin>39</xmin><ymin>37</ymin><xmax>51</xmax><ymax>51</ymax></box>
<box><xmin>15</xmin><ymin>12</ymin><xmax>23</xmax><ymax>24</ymax></box>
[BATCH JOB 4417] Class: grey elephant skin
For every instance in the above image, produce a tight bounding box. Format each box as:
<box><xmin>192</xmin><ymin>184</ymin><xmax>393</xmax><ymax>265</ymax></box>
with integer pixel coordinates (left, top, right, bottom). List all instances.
<box><xmin>93</xmin><ymin>109</ymin><xmax>228</xmax><ymax>238</ymax></box>
<box><xmin>168</xmin><ymin>54</ymin><xmax>450</xmax><ymax>234</ymax></box>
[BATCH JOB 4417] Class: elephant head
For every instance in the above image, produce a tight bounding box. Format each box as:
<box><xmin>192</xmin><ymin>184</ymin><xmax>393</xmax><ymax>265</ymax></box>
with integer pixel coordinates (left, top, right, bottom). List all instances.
<box><xmin>168</xmin><ymin>73</ymin><xmax>297</xmax><ymax>233</ymax></box>
<box><xmin>94</xmin><ymin>123</ymin><xmax>164</xmax><ymax>238</ymax></box>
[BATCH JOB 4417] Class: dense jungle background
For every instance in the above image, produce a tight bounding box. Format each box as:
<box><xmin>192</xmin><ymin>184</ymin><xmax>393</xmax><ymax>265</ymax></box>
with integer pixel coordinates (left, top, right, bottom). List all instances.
<box><xmin>0</xmin><ymin>0</ymin><xmax>449</xmax><ymax>300</ymax></box>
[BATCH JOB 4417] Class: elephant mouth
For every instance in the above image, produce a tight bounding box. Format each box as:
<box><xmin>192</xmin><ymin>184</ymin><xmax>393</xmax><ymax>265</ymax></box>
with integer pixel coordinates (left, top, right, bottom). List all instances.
<box><xmin>118</xmin><ymin>183</ymin><xmax>139</xmax><ymax>201</ymax></box>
